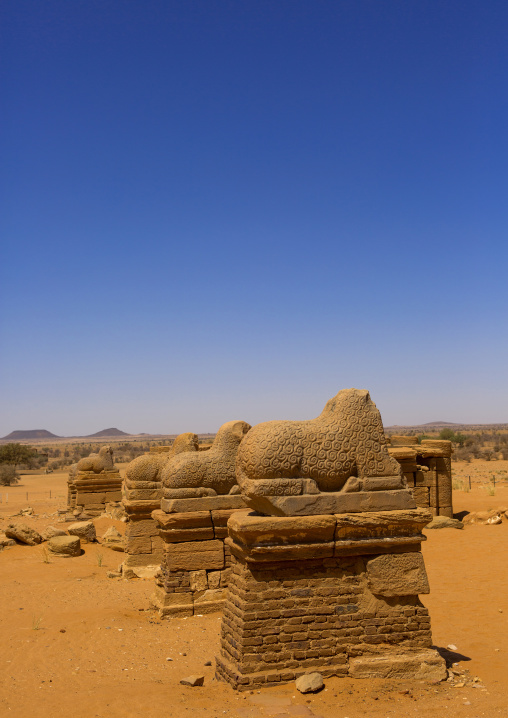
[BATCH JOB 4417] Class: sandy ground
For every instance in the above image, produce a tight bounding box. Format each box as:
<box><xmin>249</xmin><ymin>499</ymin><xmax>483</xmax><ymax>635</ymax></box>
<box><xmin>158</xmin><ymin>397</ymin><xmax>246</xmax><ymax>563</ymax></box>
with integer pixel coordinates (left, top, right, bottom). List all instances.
<box><xmin>0</xmin><ymin>461</ymin><xmax>507</xmax><ymax>718</ymax></box>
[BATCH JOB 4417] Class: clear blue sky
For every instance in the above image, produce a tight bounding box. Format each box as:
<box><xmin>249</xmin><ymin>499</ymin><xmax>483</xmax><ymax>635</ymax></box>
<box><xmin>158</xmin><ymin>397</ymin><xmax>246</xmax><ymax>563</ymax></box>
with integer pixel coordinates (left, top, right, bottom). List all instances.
<box><xmin>1</xmin><ymin>1</ymin><xmax>507</xmax><ymax>436</ymax></box>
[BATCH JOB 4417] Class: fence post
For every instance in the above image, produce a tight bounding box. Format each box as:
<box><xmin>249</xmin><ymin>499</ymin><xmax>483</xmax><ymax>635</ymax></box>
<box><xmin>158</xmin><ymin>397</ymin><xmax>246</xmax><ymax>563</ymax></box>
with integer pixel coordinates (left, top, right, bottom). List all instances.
<box><xmin>26</xmin><ymin>491</ymin><xmax>28</xmax><ymax>501</ymax></box>
<box><xmin>50</xmin><ymin>490</ymin><xmax>52</xmax><ymax>499</ymax></box>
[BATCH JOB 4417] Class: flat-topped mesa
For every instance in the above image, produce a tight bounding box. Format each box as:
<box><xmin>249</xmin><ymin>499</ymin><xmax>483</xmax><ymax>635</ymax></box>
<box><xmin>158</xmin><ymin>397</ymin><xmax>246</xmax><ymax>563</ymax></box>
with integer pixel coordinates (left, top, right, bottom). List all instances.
<box><xmin>161</xmin><ymin>420</ymin><xmax>251</xmax><ymax>506</ymax></box>
<box><xmin>67</xmin><ymin>446</ymin><xmax>122</xmax><ymax>517</ymax></box>
<box><xmin>236</xmin><ymin>388</ymin><xmax>415</xmax><ymax>516</ymax></box>
<box><xmin>121</xmin><ymin>432</ymin><xmax>199</xmax><ymax>577</ymax></box>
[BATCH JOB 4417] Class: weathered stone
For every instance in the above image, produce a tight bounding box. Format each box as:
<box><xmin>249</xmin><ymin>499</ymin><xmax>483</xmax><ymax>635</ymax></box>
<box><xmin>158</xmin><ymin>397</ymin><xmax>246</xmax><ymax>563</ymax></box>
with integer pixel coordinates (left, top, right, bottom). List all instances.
<box><xmin>75</xmin><ymin>445</ymin><xmax>116</xmax><ymax>473</ymax></box>
<box><xmin>5</xmin><ymin>522</ymin><xmax>42</xmax><ymax>546</ymax></box>
<box><xmin>237</xmin><ymin>389</ymin><xmax>404</xmax><ymax>515</ymax></box>
<box><xmin>180</xmin><ymin>675</ymin><xmax>204</xmax><ymax>687</ymax></box>
<box><xmin>41</xmin><ymin>526</ymin><xmax>67</xmax><ymax>541</ymax></box>
<box><xmin>0</xmin><ymin>532</ymin><xmax>16</xmax><ymax>548</ymax></box>
<box><xmin>48</xmin><ymin>535</ymin><xmax>81</xmax><ymax>557</ymax></box>
<box><xmin>244</xmin><ymin>489</ymin><xmax>416</xmax><ymax>517</ymax></box>
<box><xmin>101</xmin><ymin>526</ymin><xmax>125</xmax><ymax>551</ymax></box>
<box><xmin>366</xmin><ymin>552</ymin><xmax>430</xmax><ymax>596</ymax></box>
<box><xmin>161</xmin><ymin>495</ymin><xmax>247</xmax><ymax>514</ymax></box>
<box><xmin>165</xmin><ymin>540</ymin><xmax>224</xmax><ymax>571</ymax></box>
<box><xmin>152</xmin><ymin>510</ymin><xmax>213</xmax><ymax>530</ymax></box>
<box><xmin>349</xmin><ymin>649</ymin><xmax>446</xmax><ymax>681</ymax></box>
<box><xmin>227</xmin><ymin>512</ymin><xmax>337</xmax><ymax>545</ymax></box>
<box><xmin>189</xmin><ymin>570</ymin><xmax>208</xmax><ymax>591</ymax></box>
<box><xmin>161</xmin><ymin>421</ymin><xmax>251</xmax><ymax>497</ymax></box>
<box><xmin>426</xmin><ymin>516</ymin><xmax>463</xmax><ymax>530</ymax></box>
<box><xmin>68</xmin><ymin>520</ymin><xmax>96</xmax><ymax>543</ymax></box>
<box><xmin>295</xmin><ymin>672</ymin><xmax>324</xmax><ymax>694</ymax></box>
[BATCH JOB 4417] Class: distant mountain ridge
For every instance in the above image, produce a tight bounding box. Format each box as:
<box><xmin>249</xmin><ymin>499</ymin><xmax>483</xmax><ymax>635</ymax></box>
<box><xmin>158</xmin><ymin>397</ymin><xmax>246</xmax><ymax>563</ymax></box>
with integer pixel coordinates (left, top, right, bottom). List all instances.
<box><xmin>1</xmin><ymin>427</ymin><xmax>131</xmax><ymax>440</ymax></box>
<box><xmin>1</xmin><ymin>429</ymin><xmax>60</xmax><ymax>440</ymax></box>
<box><xmin>85</xmin><ymin>428</ymin><xmax>130</xmax><ymax>438</ymax></box>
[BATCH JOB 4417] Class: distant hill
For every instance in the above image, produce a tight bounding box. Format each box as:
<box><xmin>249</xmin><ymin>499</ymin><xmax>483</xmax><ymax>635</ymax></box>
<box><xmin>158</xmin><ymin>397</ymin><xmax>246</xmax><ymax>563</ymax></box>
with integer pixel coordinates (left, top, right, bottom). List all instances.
<box><xmin>1</xmin><ymin>429</ymin><xmax>60</xmax><ymax>440</ymax></box>
<box><xmin>85</xmin><ymin>428</ymin><xmax>131</xmax><ymax>438</ymax></box>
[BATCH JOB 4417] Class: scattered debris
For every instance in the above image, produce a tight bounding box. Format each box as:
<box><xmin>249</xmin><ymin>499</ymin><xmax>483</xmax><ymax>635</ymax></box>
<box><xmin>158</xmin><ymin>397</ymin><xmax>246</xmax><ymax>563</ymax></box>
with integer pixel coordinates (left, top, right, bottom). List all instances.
<box><xmin>180</xmin><ymin>675</ymin><xmax>204</xmax><ymax>687</ymax></box>
<box><xmin>5</xmin><ymin>522</ymin><xmax>43</xmax><ymax>546</ymax></box>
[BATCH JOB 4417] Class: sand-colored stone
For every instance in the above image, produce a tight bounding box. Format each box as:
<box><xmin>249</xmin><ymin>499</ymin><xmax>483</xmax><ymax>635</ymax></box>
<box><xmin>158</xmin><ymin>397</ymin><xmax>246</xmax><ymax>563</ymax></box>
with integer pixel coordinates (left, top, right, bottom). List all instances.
<box><xmin>348</xmin><ymin>649</ymin><xmax>446</xmax><ymax>680</ymax></box>
<box><xmin>47</xmin><ymin>535</ymin><xmax>81</xmax><ymax>557</ymax></box>
<box><xmin>366</xmin><ymin>552</ymin><xmax>430</xmax><ymax>596</ymax></box>
<box><xmin>236</xmin><ymin>389</ymin><xmax>410</xmax><ymax>515</ymax></box>
<box><xmin>5</xmin><ymin>522</ymin><xmax>43</xmax><ymax>546</ymax></box>
<box><xmin>161</xmin><ymin>421</ymin><xmax>251</xmax><ymax>497</ymax></box>
<box><xmin>165</xmin><ymin>540</ymin><xmax>225</xmax><ymax>571</ymax></box>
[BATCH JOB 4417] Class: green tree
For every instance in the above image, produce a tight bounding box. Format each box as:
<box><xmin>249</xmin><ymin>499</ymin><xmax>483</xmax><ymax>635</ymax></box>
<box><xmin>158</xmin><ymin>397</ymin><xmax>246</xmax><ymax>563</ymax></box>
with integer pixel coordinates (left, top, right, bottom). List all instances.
<box><xmin>0</xmin><ymin>464</ymin><xmax>19</xmax><ymax>486</ymax></box>
<box><xmin>0</xmin><ymin>443</ymin><xmax>37</xmax><ymax>468</ymax></box>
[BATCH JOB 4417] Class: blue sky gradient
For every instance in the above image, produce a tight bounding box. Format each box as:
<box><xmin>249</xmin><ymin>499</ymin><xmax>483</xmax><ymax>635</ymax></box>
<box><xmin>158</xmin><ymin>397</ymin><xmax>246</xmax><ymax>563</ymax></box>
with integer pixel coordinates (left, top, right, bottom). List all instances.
<box><xmin>1</xmin><ymin>1</ymin><xmax>507</xmax><ymax>436</ymax></box>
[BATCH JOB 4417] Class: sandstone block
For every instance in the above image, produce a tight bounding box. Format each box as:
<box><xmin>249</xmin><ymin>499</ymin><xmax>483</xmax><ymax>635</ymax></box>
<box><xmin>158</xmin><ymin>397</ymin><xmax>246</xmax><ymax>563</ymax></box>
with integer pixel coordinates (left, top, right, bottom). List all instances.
<box><xmin>41</xmin><ymin>526</ymin><xmax>67</xmax><ymax>541</ymax></box>
<box><xmin>101</xmin><ymin>526</ymin><xmax>125</xmax><ymax>551</ymax></box>
<box><xmin>412</xmin><ymin>487</ymin><xmax>429</xmax><ymax>507</ymax></box>
<box><xmin>161</xmin><ymin>495</ymin><xmax>246</xmax><ymax>514</ymax></box>
<box><xmin>5</xmin><ymin>522</ymin><xmax>42</xmax><ymax>546</ymax></box>
<box><xmin>152</xmin><ymin>510</ymin><xmax>213</xmax><ymax>530</ymax></box>
<box><xmin>227</xmin><ymin>513</ymin><xmax>337</xmax><ymax>546</ymax></box>
<box><xmin>189</xmin><ymin>570</ymin><xmax>208</xmax><ymax>591</ymax></box>
<box><xmin>48</xmin><ymin>535</ymin><xmax>81</xmax><ymax>557</ymax></box>
<box><xmin>68</xmin><ymin>520</ymin><xmax>96</xmax><ymax>543</ymax></box>
<box><xmin>126</xmin><ymin>535</ymin><xmax>152</xmax><ymax>554</ymax></box>
<box><xmin>165</xmin><ymin>540</ymin><xmax>224</xmax><ymax>571</ymax></box>
<box><xmin>125</xmin><ymin>519</ymin><xmax>159</xmax><ymax>538</ymax></box>
<box><xmin>348</xmin><ymin>649</ymin><xmax>446</xmax><ymax>681</ymax></box>
<box><xmin>366</xmin><ymin>552</ymin><xmax>430</xmax><ymax>596</ymax></box>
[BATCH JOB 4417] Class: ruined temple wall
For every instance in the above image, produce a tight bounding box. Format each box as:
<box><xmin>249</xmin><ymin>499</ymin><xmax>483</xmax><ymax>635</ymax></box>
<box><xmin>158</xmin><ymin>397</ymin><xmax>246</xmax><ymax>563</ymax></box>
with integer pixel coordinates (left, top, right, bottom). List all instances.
<box><xmin>388</xmin><ymin>439</ymin><xmax>453</xmax><ymax>518</ymax></box>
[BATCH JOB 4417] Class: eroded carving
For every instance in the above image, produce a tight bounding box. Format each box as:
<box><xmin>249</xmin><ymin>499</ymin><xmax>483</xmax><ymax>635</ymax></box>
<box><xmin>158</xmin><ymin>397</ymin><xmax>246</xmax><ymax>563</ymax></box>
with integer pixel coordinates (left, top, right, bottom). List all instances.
<box><xmin>161</xmin><ymin>420</ymin><xmax>251</xmax><ymax>497</ymax></box>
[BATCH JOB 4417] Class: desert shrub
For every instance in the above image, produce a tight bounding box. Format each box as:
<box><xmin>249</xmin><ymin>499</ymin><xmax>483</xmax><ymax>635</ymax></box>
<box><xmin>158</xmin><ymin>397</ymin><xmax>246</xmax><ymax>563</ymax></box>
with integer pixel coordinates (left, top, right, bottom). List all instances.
<box><xmin>0</xmin><ymin>464</ymin><xmax>20</xmax><ymax>486</ymax></box>
<box><xmin>0</xmin><ymin>443</ymin><xmax>38</xmax><ymax>468</ymax></box>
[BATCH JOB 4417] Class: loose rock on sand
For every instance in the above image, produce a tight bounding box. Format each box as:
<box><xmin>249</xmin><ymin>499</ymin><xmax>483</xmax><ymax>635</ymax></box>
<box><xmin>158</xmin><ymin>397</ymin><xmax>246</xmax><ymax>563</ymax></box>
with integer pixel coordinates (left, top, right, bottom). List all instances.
<box><xmin>5</xmin><ymin>522</ymin><xmax>43</xmax><ymax>546</ymax></box>
<box><xmin>47</xmin><ymin>535</ymin><xmax>81</xmax><ymax>557</ymax></box>
<box><xmin>295</xmin><ymin>672</ymin><xmax>324</xmax><ymax>693</ymax></box>
<box><xmin>68</xmin><ymin>520</ymin><xmax>96</xmax><ymax>543</ymax></box>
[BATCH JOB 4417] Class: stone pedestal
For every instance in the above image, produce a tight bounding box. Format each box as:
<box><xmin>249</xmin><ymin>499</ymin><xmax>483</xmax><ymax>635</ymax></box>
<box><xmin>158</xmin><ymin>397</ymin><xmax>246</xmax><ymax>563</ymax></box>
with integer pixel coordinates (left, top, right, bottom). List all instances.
<box><xmin>122</xmin><ymin>497</ymin><xmax>164</xmax><ymax>577</ymax></box>
<box><xmin>150</xmin><ymin>496</ymin><xmax>247</xmax><ymax>617</ymax></box>
<box><xmin>388</xmin><ymin>440</ymin><xmax>453</xmax><ymax>518</ymax></box>
<box><xmin>215</xmin><ymin>509</ymin><xmax>445</xmax><ymax>689</ymax></box>
<box><xmin>68</xmin><ymin>470</ymin><xmax>123</xmax><ymax>517</ymax></box>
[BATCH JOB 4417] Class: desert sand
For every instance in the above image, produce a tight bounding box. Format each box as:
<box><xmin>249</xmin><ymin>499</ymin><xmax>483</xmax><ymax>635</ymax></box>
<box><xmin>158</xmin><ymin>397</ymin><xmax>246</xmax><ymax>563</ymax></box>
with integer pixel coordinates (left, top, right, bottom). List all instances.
<box><xmin>0</xmin><ymin>461</ymin><xmax>507</xmax><ymax>718</ymax></box>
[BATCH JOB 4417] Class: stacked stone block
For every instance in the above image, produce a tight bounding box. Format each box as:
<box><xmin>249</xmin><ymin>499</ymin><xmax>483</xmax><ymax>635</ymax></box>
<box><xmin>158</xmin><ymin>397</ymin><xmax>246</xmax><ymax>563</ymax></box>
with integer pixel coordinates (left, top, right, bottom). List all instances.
<box><xmin>216</xmin><ymin>509</ymin><xmax>445</xmax><ymax>689</ymax></box>
<box><xmin>151</xmin><ymin>496</ymin><xmax>247</xmax><ymax>617</ymax></box>
<box><xmin>68</xmin><ymin>471</ymin><xmax>123</xmax><ymax>516</ymax></box>
<box><xmin>388</xmin><ymin>438</ymin><xmax>453</xmax><ymax>518</ymax></box>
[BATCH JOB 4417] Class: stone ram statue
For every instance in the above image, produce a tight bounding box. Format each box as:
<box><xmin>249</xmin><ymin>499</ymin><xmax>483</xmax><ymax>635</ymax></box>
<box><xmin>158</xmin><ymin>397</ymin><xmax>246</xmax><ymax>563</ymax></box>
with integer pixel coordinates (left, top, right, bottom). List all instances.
<box><xmin>75</xmin><ymin>445</ymin><xmax>116</xmax><ymax>474</ymax></box>
<box><xmin>161</xmin><ymin>420</ymin><xmax>251</xmax><ymax>497</ymax></box>
<box><xmin>125</xmin><ymin>432</ymin><xmax>199</xmax><ymax>484</ymax></box>
<box><xmin>236</xmin><ymin>388</ymin><xmax>411</xmax><ymax>515</ymax></box>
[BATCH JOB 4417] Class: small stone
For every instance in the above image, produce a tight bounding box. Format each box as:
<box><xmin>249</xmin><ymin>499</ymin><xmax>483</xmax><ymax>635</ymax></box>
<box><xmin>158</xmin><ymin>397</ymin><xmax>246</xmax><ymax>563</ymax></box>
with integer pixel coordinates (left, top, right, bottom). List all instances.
<box><xmin>166</xmin><ymin>658</ymin><xmax>173</xmax><ymax>661</ymax></box>
<box><xmin>447</xmin><ymin>644</ymin><xmax>458</xmax><ymax>651</ymax></box>
<box><xmin>180</xmin><ymin>675</ymin><xmax>204</xmax><ymax>687</ymax></box>
<box><xmin>107</xmin><ymin>571</ymin><xmax>122</xmax><ymax>579</ymax></box>
<box><xmin>60</xmin><ymin>629</ymin><xmax>66</xmax><ymax>633</ymax></box>
<box><xmin>295</xmin><ymin>672</ymin><xmax>324</xmax><ymax>694</ymax></box>
<box><xmin>204</xmin><ymin>661</ymin><xmax>212</xmax><ymax>666</ymax></box>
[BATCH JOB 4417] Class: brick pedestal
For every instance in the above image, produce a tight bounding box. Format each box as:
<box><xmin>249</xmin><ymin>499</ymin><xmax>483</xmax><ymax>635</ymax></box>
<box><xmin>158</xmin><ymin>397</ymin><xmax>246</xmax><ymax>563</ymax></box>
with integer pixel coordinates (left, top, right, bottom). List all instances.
<box><xmin>122</xmin><ymin>498</ymin><xmax>164</xmax><ymax>577</ymax></box>
<box><xmin>68</xmin><ymin>470</ymin><xmax>123</xmax><ymax>517</ymax></box>
<box><xmin>150</xmin><ymin>496</ymin><xmax>247</xmax><ymax>617</ymax></box>
<box><xmin>216</xmin><ymin>509</ymin><xmax>445</xmax><ymax>689</ymax></box>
